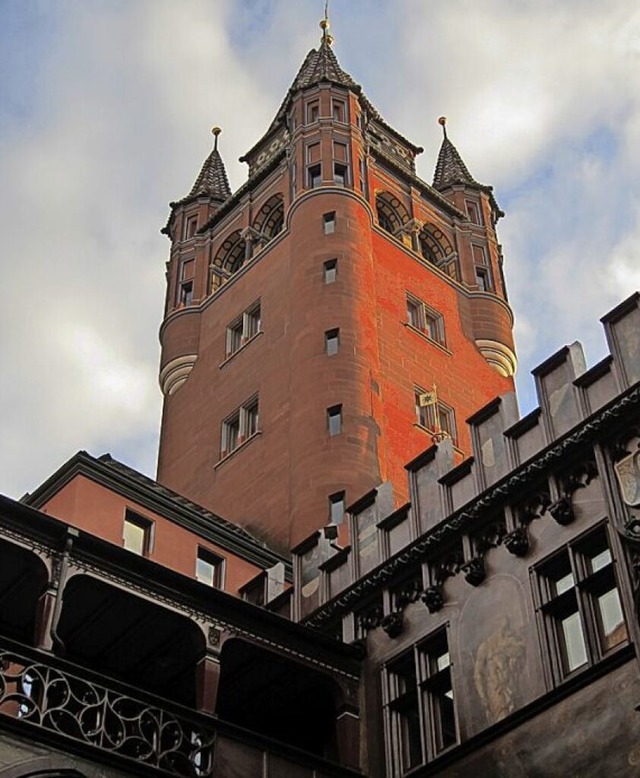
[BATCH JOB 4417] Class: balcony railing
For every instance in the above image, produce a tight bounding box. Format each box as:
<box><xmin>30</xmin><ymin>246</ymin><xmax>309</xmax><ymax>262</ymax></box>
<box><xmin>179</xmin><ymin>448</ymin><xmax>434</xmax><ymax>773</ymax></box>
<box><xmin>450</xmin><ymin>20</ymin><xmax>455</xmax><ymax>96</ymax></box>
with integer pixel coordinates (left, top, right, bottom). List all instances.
<box><xmin>0</xmin><ymin>639</ymin><xmax>213</xmax><ymax>777</ymax></box>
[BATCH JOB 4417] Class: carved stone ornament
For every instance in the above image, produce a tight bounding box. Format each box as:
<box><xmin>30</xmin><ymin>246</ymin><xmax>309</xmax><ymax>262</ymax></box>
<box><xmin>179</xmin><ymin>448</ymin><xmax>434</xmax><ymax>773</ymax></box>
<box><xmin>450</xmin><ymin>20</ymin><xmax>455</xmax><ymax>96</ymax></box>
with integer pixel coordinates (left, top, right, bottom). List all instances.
<box><xmin>358</xmin><ymin>605</ymin><xmax>384</xmax><ymax>633</ymax></box>
<box><xmin>395</xmin><ymin>578</ymin><xmax>423</xmax><ymax>609</ymax></box>
<box><xmin>549</xmin><ymin>496</ymin><xmax>575</xmax><ymax>526</ymax></box>
<box><xmin>503</xmin><ymin>527</ymin><xmax>530</xmax><ymax>557</ymax></box>
<box><xmin>614</xmin><ymin>448</ymin><xmax>640</xmax><ymax>507</ymax></box>
<box><xmin>561</xmin><ymin>459</ymin><xmax>598</xmax><ymax>496</ymax></box>
<box><xmin>207</xmin><ymin>626</ymin><xmax>221</xmax><ymax>648</ymax></box>
<box><xmin>421</xmin><ymin>585</ymin><xmax>444</xmax><ymax>613</ymax></box>
<box><xmin>519</xmin><ymin>492</ymin><xmax>551</xmax><ymax>524</ymax></box>
<box><xmin>381</xmin><ymin>611</ymin><xmax>404</xmax><ymax>639</ymax></box>
<box><xmin>461</xmin><ymin>557</ymin><xmax>486</xmax><ymax>587</ymax></box>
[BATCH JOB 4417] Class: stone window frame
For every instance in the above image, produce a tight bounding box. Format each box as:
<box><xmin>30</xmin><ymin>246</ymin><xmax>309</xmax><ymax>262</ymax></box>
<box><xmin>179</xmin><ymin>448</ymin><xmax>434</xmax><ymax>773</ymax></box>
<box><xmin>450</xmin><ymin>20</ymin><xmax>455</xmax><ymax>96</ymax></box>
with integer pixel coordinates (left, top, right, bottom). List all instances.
<box><xmin>532</xmin><ymin>522</ymin><xmax>629</xmax><ymax>685</ymax></box>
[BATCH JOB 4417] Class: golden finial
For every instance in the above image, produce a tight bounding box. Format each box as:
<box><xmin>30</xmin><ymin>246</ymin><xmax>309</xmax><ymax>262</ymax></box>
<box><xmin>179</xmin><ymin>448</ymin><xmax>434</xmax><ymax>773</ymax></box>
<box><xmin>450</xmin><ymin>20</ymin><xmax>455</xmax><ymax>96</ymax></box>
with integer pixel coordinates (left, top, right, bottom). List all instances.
<box><xmin>211</xmin><ymin>126</ymin><xmax>222</xmax><ymax>151</ymax></box>
<box><xmin>320</xmin><ymin>1</ymin><xmax>334</xmax><ymax>46</ymax></box>
<box><xmin>438</xmin><ymin>116</ymin><xmax>448</xmax><ymax>140</ymax></box>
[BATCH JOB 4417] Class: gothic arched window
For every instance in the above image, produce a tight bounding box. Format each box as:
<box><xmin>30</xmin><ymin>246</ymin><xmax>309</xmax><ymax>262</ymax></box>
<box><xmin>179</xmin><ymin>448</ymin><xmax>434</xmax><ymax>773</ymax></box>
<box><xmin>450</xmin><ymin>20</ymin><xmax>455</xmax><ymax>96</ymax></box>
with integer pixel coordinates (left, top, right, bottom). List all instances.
<box><xmin>253</xmin><ymin>194</ymin><xmax>285</xmax><ymax>245</ymax></box>
<box><xmin>375</xmin><ymin>192</ymin><xmax>409</xmax><ymax>237</ymax></box>
<box><xmin>210</xmin><ymin>230</ymin><xmax>247</xmax><ymax>291</ymax></box>
<box><xmin>419</xmin><ymin>225</ymin><xmax>459</xmax><ymax>281</ymax></box>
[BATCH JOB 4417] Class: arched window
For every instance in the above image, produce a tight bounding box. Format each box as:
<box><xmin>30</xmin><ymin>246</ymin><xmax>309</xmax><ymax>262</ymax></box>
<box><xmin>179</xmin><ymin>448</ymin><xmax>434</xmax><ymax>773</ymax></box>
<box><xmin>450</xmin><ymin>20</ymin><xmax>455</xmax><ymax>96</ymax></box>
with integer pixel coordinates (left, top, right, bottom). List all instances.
<box><xmin>419</xmin><ymin>224</ymin><xmax>459</xmax><ymax>281</ymax></box>
<box><xmin>252</xmin><ymin>194</ymin><xmax>284</xmax><ymax>245</ymax></box>
<box><xmin>375</xmin><ymin>192</ymin><xmax>409</xmax><ymax>237</ymax></box>
<box><xmin>210</xmin><ymin>230</ymin><xmax>247</xmax><ymax>291</ymax></box>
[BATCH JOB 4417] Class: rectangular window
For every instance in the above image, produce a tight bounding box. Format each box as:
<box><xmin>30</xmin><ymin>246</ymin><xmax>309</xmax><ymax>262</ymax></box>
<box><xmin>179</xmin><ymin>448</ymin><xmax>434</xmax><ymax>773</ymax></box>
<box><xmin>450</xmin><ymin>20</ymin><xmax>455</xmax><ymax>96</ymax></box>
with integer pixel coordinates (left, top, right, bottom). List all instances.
<box><xmin>226</xmin><ymin>302</ymin><xmax>261</xmax><ymax>356</ymax></box>
<box><xmin>475</xmin><ymin>266</ymin><xmax>492</xmax><ymax>291</ymax></box>
<box><xmin>334</xmin><ymin>162</ymin><xmax>348</xmax><ymax>186</ymax></box>
<box><xmin>178</xmin><ymin>259</ymin><xmax>195</xmax><ymax>307</ymax></box>
<box><xmin>325</xmin><ymin>328</ymin><xmax>340</xmax><ymax>356</ymax></box>
<box><xmin>123</xmin><ymin>511</ymin><xmax>153</xmax><ymax>556</ymax></box>
<box><xmin>406</xmin><ymin>294</ymin><xmax>445</xmax><ymax>346</ymax></box>
<box><xmin>384</xmin><ymin>630</ymin><xmax>457</xmax><ymax>774</ymax></box>
<box><xmin>179</xmin><ymin>281</ymin><xmax>193</xmax><ymax>306</ymax></box>
<box><xmin>415</xmin><ymin>390</ymin><xmax>456</xmax><ymax>442</ymax></box>
<box><xmin>535</xmin><ymin>525</ymin><xmax>628</xmax><ymax>683</ymax></box>
<box><xmin>332</xmin><ymin>99</ymin><xmax>346</xmax><ymax>123</ymax></box>
<box><xmin>465</xmin><ymin>200</ymin><xmax>482</xmax><ymax>225</ymax></box>
<box><xmin>307</xmin><ymin>142</ymin><xmax>321</xmax><ymax>163</ymax></box>
<box><xmin>184</xmin><ymin>214</ymin><xmax>198</xmax><ymax>239</ymax></box>
<box><xmin>221</xmin><ymin>396</ymin><xmax>260</xmax><ymax>457</ymax></box>
<box><xmin>308</xmin><ymin>164</ymin><xmax>322</xmax><ymax>188</ymax></box>
<box><xmin>196</xmin><ymin>548</ymin><xmax>224</xmax><ymax>588</ymax></box>
<box><xmin>324</xmin><ymin>259</ymin><xmax>337</xmax><ymax>283</ymax></box>
<box><xmin>329</xmin><ymin>491</ymin><xmax>345</xmax><ymax>524</ymax></box>
<box><xmin>323</xmin><ymin>211</ymin><xmax>336</xmax><ymax>234</ymax></box>
<box><xmin>306</xmin><ymin>100</ymin><xmax>320</xmax><ymax>124</ymax></box>
<box><xmin>327</xmin><ymin>404</ymin><xmax>342</xmax><ymax>436</ymax></box>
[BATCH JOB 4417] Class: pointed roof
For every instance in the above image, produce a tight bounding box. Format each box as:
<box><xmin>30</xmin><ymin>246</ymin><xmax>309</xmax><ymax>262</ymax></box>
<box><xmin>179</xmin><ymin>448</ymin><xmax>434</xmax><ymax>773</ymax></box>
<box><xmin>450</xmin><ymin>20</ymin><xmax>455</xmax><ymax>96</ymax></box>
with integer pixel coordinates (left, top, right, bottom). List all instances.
<box><xmin>433</xmin><ymin>134</ymin><xmax>481</xmax><ymax>191</ymax></box>
<box><xmin>266</xmin><ymin>34</ymin><xmax>358</xmax><ymax>134</ymax></box>
<box><xmin>187</xmin><ymin>127</ymin><xmax>231</xmax><ymax>203</ymax></box>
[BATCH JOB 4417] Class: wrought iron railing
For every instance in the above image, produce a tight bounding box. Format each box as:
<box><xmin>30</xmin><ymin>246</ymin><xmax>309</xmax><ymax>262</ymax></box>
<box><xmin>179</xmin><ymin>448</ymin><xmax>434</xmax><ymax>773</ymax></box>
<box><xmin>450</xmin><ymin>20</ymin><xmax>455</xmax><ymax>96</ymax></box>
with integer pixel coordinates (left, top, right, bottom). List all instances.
<box><xmin>0</xmin><ymin>641</ymin><xmax>213</xmax><ymax>777</ymax></box>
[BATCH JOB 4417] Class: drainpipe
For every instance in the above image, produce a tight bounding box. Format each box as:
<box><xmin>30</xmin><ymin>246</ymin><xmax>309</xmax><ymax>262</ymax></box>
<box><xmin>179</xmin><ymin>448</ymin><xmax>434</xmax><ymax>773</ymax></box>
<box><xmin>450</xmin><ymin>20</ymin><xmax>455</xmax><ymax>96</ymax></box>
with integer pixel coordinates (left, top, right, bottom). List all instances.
<box><xmin>49</xmin><ymin>526</ymin><xmax>79</xmax><ymax>655</ymax></box>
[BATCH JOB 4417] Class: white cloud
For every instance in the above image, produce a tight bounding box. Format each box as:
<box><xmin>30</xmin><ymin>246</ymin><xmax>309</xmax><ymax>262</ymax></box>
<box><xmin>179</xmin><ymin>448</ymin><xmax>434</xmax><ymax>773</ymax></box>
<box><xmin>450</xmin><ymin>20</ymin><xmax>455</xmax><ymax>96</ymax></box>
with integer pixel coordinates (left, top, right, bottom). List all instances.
<box><xmin>0</xmin><ymin>0</ymin><xmax>639</xmax><ymax>496</ymax></box>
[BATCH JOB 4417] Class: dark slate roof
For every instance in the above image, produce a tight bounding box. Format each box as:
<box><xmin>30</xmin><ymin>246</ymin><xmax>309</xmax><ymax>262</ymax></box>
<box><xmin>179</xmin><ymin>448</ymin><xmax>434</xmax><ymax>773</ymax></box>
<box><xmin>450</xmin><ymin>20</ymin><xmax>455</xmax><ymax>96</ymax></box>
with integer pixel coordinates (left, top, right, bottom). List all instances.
<box><xmin>267</xmin><ymin>36</ymin><xmax>357</xmax><ymax>134</ymax></box>
<box><xmin>187</xmin><ymin>146</ymin><xmax>232</xmax><ymax>202</ymax></box>
<box><xmin>432</xmin><ymin>136</ymin><xmax>481</xmax><ymax>190</ymax></box>
<box><xmin>22</xmin><ymin>450</ymin><xmax>290</xmax><ymax>573</ymax></box>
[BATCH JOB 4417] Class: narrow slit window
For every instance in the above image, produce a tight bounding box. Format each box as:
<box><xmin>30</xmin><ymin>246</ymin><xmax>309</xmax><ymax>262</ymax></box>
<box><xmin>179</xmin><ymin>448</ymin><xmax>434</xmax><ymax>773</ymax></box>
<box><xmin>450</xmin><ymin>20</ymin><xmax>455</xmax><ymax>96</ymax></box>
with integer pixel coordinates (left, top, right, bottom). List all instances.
<box><xmin>324</xmin><ymin>212</ymin><xmax>336</xmax><ymax>234</ymax></box>
<box><xmin>325</xmin><ymin>328</ymin><xmax>340</xmax><ymax>356</ymax></box>
<box><xmin>327</xmin><ymin>404</ymin><xmax>342</xmax><ymax>436</ymax></box>
<box><xmin>324</xmin><ymin>259</ymin><xmax>337</xmax><ymax>283</ymax></box>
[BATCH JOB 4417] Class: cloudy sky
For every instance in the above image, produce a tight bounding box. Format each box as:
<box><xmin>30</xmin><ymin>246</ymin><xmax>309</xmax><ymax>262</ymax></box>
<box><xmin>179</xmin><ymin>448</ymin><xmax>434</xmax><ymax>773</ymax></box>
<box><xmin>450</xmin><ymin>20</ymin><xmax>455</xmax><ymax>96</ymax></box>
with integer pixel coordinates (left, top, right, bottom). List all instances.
<box><xmin>1</xmin><ymin>0</ymin><xmax>639</xmax><ymax>499</ymax></box>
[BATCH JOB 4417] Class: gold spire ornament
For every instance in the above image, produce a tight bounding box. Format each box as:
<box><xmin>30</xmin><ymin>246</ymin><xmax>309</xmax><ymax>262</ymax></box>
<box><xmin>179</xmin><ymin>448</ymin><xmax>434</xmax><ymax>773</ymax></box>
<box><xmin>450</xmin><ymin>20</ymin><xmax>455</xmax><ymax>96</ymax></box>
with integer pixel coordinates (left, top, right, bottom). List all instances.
<box><xmin>211</xmin><ymin>126</ymin><xmax>222</xmax><ymax>151</ymax></box>
<box><xmin>320</xmin><ymin>0</ymin><xmax>334</xmax><ymax>45</ymax></box>
<box><xmin>438</xmin><ymin>116</ymin><xmax>448</xmax><ymax>140</ymax></box>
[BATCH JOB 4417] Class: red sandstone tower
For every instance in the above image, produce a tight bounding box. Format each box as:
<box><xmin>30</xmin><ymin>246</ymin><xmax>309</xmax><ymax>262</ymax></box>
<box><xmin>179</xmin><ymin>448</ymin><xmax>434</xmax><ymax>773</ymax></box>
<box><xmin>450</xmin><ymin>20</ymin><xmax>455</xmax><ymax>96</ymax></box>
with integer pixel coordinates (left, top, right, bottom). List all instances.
<box><xmin>156</xmin><ymin>22</ymin><xmax>516</xmax><ymax>554</ymax></box>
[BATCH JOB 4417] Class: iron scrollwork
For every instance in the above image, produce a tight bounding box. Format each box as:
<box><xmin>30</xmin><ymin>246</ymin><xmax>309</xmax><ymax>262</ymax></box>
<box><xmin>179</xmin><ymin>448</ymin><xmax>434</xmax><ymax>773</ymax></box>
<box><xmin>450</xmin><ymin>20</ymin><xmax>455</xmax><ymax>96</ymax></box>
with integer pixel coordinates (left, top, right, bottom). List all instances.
<box><xmin>0</xmin><ymin>647</ymin><xmax>214</xmax><ymax>777</ymax></box>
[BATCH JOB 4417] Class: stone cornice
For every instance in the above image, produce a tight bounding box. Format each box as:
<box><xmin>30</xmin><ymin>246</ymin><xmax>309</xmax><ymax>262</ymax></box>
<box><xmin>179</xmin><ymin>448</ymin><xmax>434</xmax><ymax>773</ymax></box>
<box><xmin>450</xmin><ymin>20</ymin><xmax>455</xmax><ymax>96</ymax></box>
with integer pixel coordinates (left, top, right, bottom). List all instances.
<box><xmin>303</xmin><ymin>383</ymin><xmax>640</xmax><ymax>628</ymax></box>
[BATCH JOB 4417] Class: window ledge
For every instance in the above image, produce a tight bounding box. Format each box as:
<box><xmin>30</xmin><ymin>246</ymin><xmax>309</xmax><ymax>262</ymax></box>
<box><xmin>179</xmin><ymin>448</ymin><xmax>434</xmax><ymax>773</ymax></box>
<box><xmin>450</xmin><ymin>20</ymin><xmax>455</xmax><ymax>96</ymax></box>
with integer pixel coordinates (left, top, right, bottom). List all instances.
<box><xmin>214</xmin><ymin>430</ymin><xmax>262</xmax><ymax>469</ymax></box>
<box><xmin>403</xmin><ymin>322</ymin><xmax>451</xmax><ymax>355</ymax></box>
<box><xmin>413</xmin><ymin>423</ymin><xmax>463</xmax><ymax>455</ymax></box>
<box><xmin>219</xmin><ymin>330</ymin><xmax>263</xmax><ymax>369</ymax></box>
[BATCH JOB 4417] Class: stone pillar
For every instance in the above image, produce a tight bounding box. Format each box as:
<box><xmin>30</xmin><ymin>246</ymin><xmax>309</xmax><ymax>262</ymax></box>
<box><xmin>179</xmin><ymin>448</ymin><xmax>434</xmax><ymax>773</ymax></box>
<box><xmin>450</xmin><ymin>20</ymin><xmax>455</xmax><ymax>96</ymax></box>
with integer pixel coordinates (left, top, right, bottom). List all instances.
<box><xmin>195</xmin><ymin>650</ymin><xmax>221</xmax><ymax>715</ymax></box>
<box><xmin>336</xmin><ymin>704</ymin><xmax>360</xmax><ymax>770</ymax></box>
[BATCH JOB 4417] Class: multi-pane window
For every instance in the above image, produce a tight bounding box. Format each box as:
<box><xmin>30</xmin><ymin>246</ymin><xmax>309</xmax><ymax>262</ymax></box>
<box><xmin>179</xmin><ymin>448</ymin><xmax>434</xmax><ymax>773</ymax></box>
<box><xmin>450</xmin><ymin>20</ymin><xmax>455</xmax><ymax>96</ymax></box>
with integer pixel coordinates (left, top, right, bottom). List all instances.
<box><xmin>196</xmin><ymin>548</ymin><xmax>224</xmax><ymax>588</ymax></box>
<box><xmin>226</xmin><ymin>302</ymin><xmax>261</xmax><ymax>356</ymax></box>
<box><xmin>178</xmin><ymin>259</ymin><xmax>195</xmax><ymax>307</ymax></box>
<box><xmin>123</xmin><ymin>511</ymin><xmax>153</xmax><ymax>556</ymax></box>
<box><xmin>329</xmin><ymin>491</ymin><xmax>346</xmax><ymax>524</ymax></box>
<box><xmin>221</xmin><ymin>396</ymin><xmax>259</xmax><ymax>457</ymax></box>
<box><xmin>415</xmin><ymin>390</ymin><xmax>456</xmax><ymax>442</ymax></box>
<box><xmin>327</xmin><ymin>404</ymin><xmax>343</xmax><ymax>436</ymax></box>
<box><xmin>535</xmin><ymin>525</ymin><xmax>628</xmax><ymax>683</ymax></box>
<box><xmin>325</xmin><ymin>328</ymin><xmax>340</xmax><ymax>356</ymax></box>
<box><xmin>324</xmin><ymin>259</ymin><xmax>337</xmax><ymax>283</ymax></box>
<box><xmin>472</xmin><ymin>245</ymin><xmax>492</xmax><ymax>291</ymax></box>
<box><xmin>406</xmin><ymin>294</ymin><xmax>445</xmax><ymax>346</ymax></box>
<box><xmin>384</xmin><ymin>630</ymin><xmax>457</xmax><ymax>775</ymax></box>
<box><xmin>323</xmin><ymin>212</ymin><xmax>336</xmax><ymax>234</ymax></box>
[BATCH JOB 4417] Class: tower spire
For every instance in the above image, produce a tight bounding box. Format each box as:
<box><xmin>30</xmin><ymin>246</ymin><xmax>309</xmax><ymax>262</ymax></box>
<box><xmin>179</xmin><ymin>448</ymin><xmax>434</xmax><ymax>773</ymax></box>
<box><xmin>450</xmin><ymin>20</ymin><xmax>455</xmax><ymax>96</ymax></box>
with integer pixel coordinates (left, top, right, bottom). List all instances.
<box><xmin>186</xmin><ymin>126</ymin><xmax>232</xmax><ymax>203</ymax></box>
<box><xmin>432</xmin><ymin>117</ymin><xmax>480</xmax><ymax>191</ymax></box>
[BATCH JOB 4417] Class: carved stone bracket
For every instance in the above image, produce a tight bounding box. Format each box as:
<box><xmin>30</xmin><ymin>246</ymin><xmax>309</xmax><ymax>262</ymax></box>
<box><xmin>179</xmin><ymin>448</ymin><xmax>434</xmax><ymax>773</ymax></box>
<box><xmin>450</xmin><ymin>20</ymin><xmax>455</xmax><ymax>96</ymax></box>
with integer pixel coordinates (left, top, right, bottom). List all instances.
<box><xmin>357</xmin><ymin>604</ymin><xmax>384</xmax><ymax>633</ymax></box>
<box><xmin>549</xmin><ymin>496</ymin><xmax>575</xmax><ymax>526</ymax></box>
<box><xmin>519</xmin><ymin>491</ymin><xmax>551</xmax><ymax>524</ymax></box>
<box><xmin>394</xmin><ymin>578</ymin><xmax>423</xmax><ymax>609</ymax></box>
<box><xmin>473</xmin><ymin>517</ymin><xmax>507</xmax><ymax>555</ymax></box>
<box><xmin>381</xmin><ymin>611</ymin><xmax>404</xmax><ymax>638</ymax></box>
<box><xmin>504</xmin><ymin>526</ymin><xmax>530</xmax><ymax>557</ymax></box>
<box><xmin>560</xmin><ymin>459</ymin><xmax>598</xmax><ymax>496</ymax></box>
<box><xmin>421</xmin><ymin>585</ymin><xmax>444</xmax><ymax>613</ymax></box>
<box><xmin>460</xmin><ymin>556</ymin><xmax>486</xmax><ymax>587</ymax></box>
